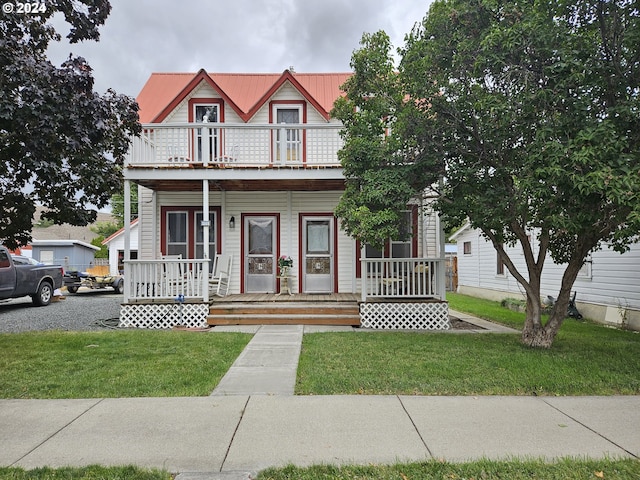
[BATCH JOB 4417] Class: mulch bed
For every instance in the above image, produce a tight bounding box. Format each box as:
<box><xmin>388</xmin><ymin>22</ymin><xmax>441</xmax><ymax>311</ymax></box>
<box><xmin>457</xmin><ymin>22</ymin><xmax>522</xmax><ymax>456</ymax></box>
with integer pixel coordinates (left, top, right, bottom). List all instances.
<box><xmin>449</xmin><ymin>316</ymin><xmax>483</xmax><ymax>330</ymax></box>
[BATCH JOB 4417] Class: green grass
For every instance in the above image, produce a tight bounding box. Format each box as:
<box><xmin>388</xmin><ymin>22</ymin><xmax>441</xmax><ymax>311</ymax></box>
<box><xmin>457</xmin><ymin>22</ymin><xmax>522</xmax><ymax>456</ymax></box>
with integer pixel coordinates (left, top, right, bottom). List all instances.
<box><xmin>0</xmin><ymin>465</ymin><xmax>171</xmax><ymax>479</ymax></box>
<box><xmin>3</xmin><ymin>459</ymin><xmax>639</xmax><ymax>480</ymax></box>
<box><xmin>0</xmin><ymin>330</ymin><xmax>250</xmax><ymax>399</ymax></box>
<box><xmin>448</xmin><ymin>292</ymin><xmax>531</xmax><ymax>328</ymax></box>
<box><xmin>296</xmin><ymin>294</ymin><xmax>640</xmax><ymax>396</ymax></box>
<box><xmin>257</xmin><ymin>458</ymin><xmax>640</xmax><ymax>479</ymax></box>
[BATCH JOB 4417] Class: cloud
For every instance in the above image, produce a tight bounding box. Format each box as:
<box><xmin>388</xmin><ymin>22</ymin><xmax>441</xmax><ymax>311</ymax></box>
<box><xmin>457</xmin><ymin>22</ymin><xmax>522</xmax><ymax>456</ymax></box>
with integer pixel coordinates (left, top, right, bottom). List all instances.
<box><xmin>45</xmin><ymin>0</ymin><xmax>433</xmax><ymax>97</ymax></box>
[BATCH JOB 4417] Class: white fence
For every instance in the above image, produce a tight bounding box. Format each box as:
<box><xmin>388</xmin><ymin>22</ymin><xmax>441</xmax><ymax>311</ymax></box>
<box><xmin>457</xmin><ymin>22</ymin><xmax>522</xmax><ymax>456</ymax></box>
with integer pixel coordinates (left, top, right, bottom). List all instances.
<box><xmin>360</xmin><ymin>258</ymin><xmax>445</xmax><ymax>302</ymax></box>
<box><xmin>126</xmin><ymin>123</ymin><xmax>343</xmax><ymax>167</ymax></box>
<box><xmin>123</xmin><ymin>258</ymin><xmax>211</xmax><ymax>303</ymax></box>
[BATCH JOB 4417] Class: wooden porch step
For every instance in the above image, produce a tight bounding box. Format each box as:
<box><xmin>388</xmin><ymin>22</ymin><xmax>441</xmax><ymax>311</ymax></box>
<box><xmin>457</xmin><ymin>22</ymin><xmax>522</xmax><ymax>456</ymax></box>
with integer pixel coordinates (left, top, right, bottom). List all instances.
<box><xmin>207</xmin><ymin>301</ymin><xmax>361</xmax><ymax>326</ymax></box>
<box><xmin>210</xmin><ymin>302</ymin><xmax>359</xmax><ymax>316</ymax></box>
<box><xmin>208</xmin><ymin>314</ymin><xmax>360</xmax><ymax>326</ymax></box>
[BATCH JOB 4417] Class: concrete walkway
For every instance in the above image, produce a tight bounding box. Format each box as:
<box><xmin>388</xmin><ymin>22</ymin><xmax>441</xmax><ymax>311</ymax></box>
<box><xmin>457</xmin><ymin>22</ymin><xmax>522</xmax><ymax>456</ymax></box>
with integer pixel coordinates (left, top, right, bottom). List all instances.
<box><xmin>211</xmin><ymin>325</ymin><xmax>303</xmax><ymax>396</ymax></box>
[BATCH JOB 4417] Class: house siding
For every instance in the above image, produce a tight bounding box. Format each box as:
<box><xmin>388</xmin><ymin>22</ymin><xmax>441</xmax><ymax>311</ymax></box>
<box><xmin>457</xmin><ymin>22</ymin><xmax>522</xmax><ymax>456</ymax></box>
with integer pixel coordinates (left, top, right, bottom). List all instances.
<box><xmin>137</xmin><ymin>189</ymin><xmax>353</xmax><ymax>295</ymax></box>
<box><xmin>455</xmin><ymin>227</ymin><xmax>640</xmax><ymax>328</ymax></box>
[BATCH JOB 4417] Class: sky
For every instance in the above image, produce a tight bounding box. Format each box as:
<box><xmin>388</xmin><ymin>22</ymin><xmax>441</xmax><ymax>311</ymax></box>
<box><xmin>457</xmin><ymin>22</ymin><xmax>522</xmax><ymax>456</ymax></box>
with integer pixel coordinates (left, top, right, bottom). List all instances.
<box><xmin>46</xmin><ymin>0</ymin><xmax>434</xmax><ymax>98</ymax></box>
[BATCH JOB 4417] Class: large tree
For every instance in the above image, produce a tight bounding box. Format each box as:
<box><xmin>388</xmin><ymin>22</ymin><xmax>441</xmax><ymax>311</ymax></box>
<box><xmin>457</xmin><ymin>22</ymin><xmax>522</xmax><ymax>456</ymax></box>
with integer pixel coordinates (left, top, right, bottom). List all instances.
<box><xmin>0</xmin><ymin>0</ymin><xmax>140</xmax><ymax>249</ymax></box>
<box><xmin>334</xmin><ymin>0</ymin><xmax>640</xmax><ymax>348</ymax></box>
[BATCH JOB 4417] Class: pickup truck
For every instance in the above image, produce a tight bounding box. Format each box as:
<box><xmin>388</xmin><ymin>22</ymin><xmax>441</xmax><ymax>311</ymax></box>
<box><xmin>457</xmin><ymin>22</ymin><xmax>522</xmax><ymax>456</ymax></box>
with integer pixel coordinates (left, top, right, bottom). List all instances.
<box><xmin>0</xmin><ymin>245</ymin><xmax>64</xmax><ymax>306</ymax></box>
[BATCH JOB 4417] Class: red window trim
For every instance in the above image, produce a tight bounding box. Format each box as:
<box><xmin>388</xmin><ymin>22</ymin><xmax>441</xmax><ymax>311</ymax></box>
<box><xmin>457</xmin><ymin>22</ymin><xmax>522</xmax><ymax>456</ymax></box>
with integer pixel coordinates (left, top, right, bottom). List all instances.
<box><xmin>269</xmin><ymin>100</ymin><xmax>307</xmax><ymax>164</ymax></box>
<box><xmin>160</xmin><ymin>206</ymin><xmax>222</xmax><ymax>258</ymax></box>
<box><xmin>188</xmin><ymin>99</ymin><xmax>225</xmax><ymax>161</ymax></box>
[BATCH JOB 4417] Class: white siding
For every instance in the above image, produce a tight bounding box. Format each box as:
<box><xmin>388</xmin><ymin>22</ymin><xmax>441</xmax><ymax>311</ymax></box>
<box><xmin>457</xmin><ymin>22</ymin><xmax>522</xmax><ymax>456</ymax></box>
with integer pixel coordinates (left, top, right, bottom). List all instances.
<box><xmin>456</xmin><ymin>227</ymin><xmax>640</xmax><ymax>311</ymax></box>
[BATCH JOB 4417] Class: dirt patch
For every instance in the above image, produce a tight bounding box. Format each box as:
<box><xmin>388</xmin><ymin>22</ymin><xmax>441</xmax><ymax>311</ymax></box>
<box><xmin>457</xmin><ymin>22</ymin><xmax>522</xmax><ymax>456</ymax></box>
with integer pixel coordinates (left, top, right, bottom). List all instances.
<box><xmin>449</xmin><ymin>316</ymin><xmax>484</xmax><ymax>330</ymax></box>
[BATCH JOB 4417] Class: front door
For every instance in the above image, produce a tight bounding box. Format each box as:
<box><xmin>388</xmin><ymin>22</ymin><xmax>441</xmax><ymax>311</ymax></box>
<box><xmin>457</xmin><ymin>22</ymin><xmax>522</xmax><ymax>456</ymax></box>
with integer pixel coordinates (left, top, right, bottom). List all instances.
<box><xmin>302</xmin><ymin>216</ymin><xmax>334</xmax><ymax>293</ymax></box>
<box><xmin>244</xmin><ymin>215</ymin><xmax>278</xmax><ymax>293</ymax></box>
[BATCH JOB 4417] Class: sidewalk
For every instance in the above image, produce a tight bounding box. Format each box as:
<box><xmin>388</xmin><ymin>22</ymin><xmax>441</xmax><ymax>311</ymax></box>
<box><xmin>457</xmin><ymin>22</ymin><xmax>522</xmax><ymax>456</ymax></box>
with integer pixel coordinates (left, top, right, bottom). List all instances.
<box><xmin>1</xmin><ymin>318</ymin><xmax>637</xmax><ymax>479</ymax></box>
<box><xmin>1</xmin><ymin>395</ymin><xmax>638</xmax><ymax>477</ymax></box>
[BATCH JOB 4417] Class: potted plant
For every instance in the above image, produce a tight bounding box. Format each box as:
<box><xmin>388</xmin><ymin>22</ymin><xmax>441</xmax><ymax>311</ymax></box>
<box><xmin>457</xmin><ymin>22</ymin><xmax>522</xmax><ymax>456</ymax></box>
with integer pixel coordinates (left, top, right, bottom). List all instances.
<box><xmin>278</xmin><ymin>255</ymin><xmax>293</xmax><ymax>276</ymax></box>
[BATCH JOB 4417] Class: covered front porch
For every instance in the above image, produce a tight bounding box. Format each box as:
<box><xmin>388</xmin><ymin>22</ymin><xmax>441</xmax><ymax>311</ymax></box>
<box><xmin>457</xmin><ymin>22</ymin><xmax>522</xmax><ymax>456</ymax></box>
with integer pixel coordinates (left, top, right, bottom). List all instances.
<box><xmin>118</xmin><ymin>257</ymin><xmax>449</xmax><ymax>330</ymax></box>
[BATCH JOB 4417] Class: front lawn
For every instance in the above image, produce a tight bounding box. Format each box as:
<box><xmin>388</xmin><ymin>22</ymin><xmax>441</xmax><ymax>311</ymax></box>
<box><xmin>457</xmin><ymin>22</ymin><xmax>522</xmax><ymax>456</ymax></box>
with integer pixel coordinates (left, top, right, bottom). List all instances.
<box><xmin>0</xmin><ymin>330</ymin><xmax>250</xmax><ymax>399</ymax></box>
<box><xmin>296</xmin><ymin>294</ymin><xmax>640</xmax><ymax>395</ymax></box>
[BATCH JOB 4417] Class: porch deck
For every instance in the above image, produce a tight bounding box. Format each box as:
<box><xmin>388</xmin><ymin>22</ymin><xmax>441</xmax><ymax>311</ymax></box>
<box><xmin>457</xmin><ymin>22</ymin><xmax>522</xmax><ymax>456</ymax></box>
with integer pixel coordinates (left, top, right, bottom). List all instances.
<box><xmin>210</xmin><ymin>293</ymin><xmax>360</xmax><ymax>303</ymax></box>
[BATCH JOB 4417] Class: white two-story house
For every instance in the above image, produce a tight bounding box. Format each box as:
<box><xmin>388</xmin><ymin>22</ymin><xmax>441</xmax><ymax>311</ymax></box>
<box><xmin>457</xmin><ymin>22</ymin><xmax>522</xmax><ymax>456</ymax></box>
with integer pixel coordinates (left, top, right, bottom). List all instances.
<box><xmin>119</xmin><ymin>69</ymin><xmax>449</xmax><ymax>329</ymax></box>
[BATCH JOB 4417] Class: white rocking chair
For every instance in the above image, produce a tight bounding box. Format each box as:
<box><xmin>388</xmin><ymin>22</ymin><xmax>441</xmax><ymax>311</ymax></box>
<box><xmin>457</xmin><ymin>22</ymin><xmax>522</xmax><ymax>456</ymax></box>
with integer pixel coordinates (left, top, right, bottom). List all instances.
<box><xmin>209</xmin><ymin>254</ymin><xmax>232</xmax><ymax>297</ymax></box>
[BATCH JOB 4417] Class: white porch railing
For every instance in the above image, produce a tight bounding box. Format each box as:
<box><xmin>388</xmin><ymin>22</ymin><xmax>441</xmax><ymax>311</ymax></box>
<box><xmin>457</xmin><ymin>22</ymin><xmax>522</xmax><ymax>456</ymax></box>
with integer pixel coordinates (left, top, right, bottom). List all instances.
<box><xmin>126</xmin><ymin>123</ymin><xmax>343</xmax><ymax>168</ymax></box>
<box><xmin>123</xmin><ymin>259</ymin><xmax>211</xmax><ymax>303</ymax></box>
<box><xmin>361</xmin><ymin>258</ymin><xmax>445</xmax><ymax>302</ymax></box>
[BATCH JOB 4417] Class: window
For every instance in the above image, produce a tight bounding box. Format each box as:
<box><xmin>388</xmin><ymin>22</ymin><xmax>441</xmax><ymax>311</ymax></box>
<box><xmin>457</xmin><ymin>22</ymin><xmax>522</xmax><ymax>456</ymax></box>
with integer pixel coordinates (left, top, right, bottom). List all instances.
<box><xmin>361</xmin><ymin>209</ymin><xmax>416</xmax><ymax>276</ymax></box>
<box><xmin>167</xmin><ymin>211</ymin><xmax>188</xmax><ymax>258</ymax></box>
<box><xmin>272</xmin><ymin>103</ymin><xmax>304</xmax><ymax>163</ymax></box>
<box><xmin>390</xmin><ymin>211</ymin><xmax>412</xmax><ymax>258</ymax></box>
<box><xmin>193</xmin><ymin>104</ymin><xmax>220</xmax><ymax>162</ymax></box>
<box><xmin>463</xmin><ymin>241</ymin><xmax>471</xmax><ymax>255</ymax></box>
<box><xmin>162</xmin><ymin>207</ymin><xmax>221</xmax><ymax>262</ymax></box>
<box><xmin>0</xmin><ymin>249</ymin><xmax>10</xmax><ymax>268</ymax></box>
<box><xmin>577</xmin><ymin>255</ymin><xmax>592</xmax><ymax>279</ymax></box>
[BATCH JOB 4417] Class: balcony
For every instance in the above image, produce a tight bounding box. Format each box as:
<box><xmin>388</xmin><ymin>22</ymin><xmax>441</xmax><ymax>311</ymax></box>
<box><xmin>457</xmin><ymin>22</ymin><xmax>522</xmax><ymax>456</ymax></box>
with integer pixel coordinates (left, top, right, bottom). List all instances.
<box><xmin>126</xmin><ymin>123</ymin><xmax>344</xmax><ymax>169</ymax></box>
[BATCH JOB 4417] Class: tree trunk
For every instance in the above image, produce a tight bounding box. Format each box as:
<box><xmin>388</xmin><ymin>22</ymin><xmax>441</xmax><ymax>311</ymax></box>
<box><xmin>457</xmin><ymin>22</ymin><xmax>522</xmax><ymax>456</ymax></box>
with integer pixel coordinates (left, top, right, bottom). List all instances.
<box><xmin>522</xmin><ymin>317</ymin><xmax>559</xmax><ymax>348</ymax></box>
<box><xmin>521</xmin><ymin>286</ymin><xmax>573</xmax><ymax>348</ymax></box>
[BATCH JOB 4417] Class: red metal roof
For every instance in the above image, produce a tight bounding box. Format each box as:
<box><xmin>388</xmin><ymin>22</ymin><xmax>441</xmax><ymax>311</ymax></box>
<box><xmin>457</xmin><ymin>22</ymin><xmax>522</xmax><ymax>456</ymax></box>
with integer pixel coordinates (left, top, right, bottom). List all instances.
<box><xmin>136</xmin><ymin>70</ymin><xmax>351</xmax><ymax>123</ymax></box>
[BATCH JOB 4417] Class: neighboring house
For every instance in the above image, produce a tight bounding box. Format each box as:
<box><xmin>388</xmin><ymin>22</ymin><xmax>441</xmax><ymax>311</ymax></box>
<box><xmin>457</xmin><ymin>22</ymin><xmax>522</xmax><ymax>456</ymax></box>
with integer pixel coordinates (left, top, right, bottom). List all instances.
<box><xmin>29</xmin><ymin>240</ymin><xmax>100</xmax><ymax>273</ymax></box>
<box><xmin>450</xmin><ymin>224</ymin><xmax>640</xmax><ymax>331</ymax></box>
<box><xmin>120</xmin><ymin>69</ymin><xmax>449</xmax><ymax>328</ymax></box>
<box><xmin>103</xmin><ymin>220</ymin><xmax>139</xmax><ymax>276</ymax></box>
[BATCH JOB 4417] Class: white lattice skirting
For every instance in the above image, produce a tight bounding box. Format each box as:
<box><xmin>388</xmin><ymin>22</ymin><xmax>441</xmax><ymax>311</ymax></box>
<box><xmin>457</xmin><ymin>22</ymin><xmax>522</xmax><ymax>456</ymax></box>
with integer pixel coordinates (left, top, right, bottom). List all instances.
<box><xmin>119</xmin><ymin>303</ymin><xmax>209</xmax><ymax>329</ymax></box>
<box><xmin>360</xmin><ymin>302</ymin><xmax>450</xmax><ymax>330</ymax></box>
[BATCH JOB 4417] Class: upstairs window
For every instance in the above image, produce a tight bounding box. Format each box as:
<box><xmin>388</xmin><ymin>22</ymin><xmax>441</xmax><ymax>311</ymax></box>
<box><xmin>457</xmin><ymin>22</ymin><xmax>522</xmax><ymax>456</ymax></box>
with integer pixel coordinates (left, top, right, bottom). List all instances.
<box><xmin>193</xmin><ymin>104</ymin><xmax>220</xmax><ymax>162</ymax></box>
<box><xmin>272</xmin><ymin>103</ymin><xmax>304</xmax><ymax>164</ymax></box>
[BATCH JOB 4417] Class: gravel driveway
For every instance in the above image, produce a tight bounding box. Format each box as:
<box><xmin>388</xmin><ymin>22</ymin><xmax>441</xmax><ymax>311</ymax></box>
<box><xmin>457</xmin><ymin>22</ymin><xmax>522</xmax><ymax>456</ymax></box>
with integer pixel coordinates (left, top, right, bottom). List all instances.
<box><xmin>0</xmin><ymin>289</ymin><xmax>123</xmax><ymax>333</ymax></box>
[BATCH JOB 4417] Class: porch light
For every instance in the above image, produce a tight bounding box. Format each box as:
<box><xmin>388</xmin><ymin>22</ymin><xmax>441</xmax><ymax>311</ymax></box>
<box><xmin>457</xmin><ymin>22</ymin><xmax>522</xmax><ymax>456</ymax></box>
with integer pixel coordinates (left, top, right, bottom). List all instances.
<box><xmin>229</xmin><ymin>216</ymin><xmax>235</xmax><ymax>230</ymax></box>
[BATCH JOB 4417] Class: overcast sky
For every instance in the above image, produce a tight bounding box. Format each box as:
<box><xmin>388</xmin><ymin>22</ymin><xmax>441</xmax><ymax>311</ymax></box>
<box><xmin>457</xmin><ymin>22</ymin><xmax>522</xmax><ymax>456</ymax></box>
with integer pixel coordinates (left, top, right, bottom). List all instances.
<box><xmin>46</xmin><ymin>0</ymin><xmax>434</xmax><ymax>98</ymax></box>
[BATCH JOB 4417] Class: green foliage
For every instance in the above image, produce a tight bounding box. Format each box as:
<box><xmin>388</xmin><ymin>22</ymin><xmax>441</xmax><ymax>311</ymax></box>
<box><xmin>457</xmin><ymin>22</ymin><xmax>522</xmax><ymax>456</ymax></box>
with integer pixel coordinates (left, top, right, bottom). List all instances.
<box><xmin>0</xmin><ymin>1</ymin><xmax>141</xmax><ymax>249</ymax></box>
<box><xmin>110</xmin><ymin>187</ymin><xmax>138</xmax><ymax>228</ymax></box>
<box><xmin>335</xmin><ymin>0</ymin><xmax>640</xmax><ymax>346</ymax></box>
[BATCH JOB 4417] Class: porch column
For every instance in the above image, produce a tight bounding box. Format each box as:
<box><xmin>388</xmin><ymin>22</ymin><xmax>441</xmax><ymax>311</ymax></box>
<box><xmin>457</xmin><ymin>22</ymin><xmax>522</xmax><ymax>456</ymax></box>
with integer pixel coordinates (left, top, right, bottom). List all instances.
<box><xmin>436</xmin><ymin>210</ymin><xmax>446</xmax><ymax>301</ymax></box>
<box><xmin>202</xmin><ymin>179</ymin><xmax>209</xmax><ymax>302</ymax></box>
<box><xmin>123</xmin><ymin>179</ymin><xmax>131</xmax><ymax>302</ymax></box>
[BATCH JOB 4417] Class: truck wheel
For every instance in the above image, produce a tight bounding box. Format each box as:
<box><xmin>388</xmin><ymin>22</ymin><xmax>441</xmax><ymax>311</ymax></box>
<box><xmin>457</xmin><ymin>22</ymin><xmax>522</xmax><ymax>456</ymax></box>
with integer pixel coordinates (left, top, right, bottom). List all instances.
<box><xmin>32</xmin><ymin>282</ymin><xmax>53</xmax><ymax>306</ymax></box>
<box><xmin>68</xmin><ymin>286</ymin><xmax>79</xmax><ymax>294</ymax></box>
<box><xmin>113</xmin><ymin>279</ymin><xmax>124</xmax><ymax>294</ymax></box>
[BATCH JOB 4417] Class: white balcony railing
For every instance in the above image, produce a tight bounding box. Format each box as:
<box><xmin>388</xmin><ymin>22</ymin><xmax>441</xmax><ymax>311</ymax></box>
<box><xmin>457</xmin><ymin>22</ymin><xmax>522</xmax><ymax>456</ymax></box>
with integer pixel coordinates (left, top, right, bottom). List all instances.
<box><xmin>126</xmin><ymin>123</ymin><xmax>344</xmax><ymax>168</ymax></box>
<box><xmin>123</xmin><ymin>258</ymin><xmax>211</xmax><ymax>303</ymax></box>
<box><xmin>361</xmin><ymin>258</ymin><xmax>445</xmax><ymax>302</ymax></box>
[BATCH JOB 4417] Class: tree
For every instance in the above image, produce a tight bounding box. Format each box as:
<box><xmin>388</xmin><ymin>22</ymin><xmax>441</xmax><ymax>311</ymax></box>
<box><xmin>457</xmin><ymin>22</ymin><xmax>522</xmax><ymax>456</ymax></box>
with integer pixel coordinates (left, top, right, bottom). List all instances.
<box><xmin>334</xmin><ymin>0</ymin><xmax>640</xmax><ymax>348</ymax></box>
<box><xmin>0</xmin><ymin>0</ymin><xmax>140</xmax><ymax>250</ymax></box>
<box><xmin>110</xmin><ymin>186</ymin><xmax>138</xmax><ymax>228</ymax></box>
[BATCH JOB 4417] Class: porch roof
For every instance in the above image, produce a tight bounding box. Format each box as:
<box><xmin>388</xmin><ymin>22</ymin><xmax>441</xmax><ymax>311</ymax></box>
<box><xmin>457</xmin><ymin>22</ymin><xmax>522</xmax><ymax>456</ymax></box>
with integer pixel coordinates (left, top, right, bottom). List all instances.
<box><xmin>134</xmin><ymin>179</ymin><xmax>346</xmax><ymax>192</ymax></box>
